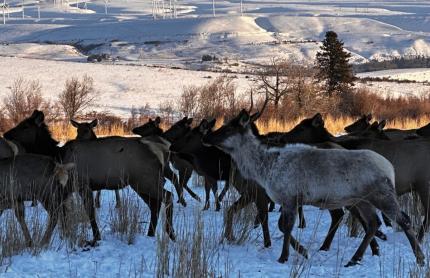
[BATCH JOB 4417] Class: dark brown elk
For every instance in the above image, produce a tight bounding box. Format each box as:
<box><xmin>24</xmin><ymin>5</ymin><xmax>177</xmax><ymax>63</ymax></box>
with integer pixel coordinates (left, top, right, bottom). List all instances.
<box><xmin>70</xmin><ymin>119</ymin><xmax>121</xmax><ymax>209</ymax></box>
<box><xmin>344</xmin><ymin>114</ymin><xmax>430</xmax><ymax>140</ymax></box>
<box><xmin>132</xmin><ymin>116</ymin><xmax>200</xmax><ymax>206</ymax></box>
<box><xmin>4</xmin><ymin>110</ymin><xmax>175</xmax><ymax>244</ymax></box>
<box><xmin>0</xmin><ymin>154</ymin><xmax>74</xmax><ymax>246</ymax></box>
<box><xmin>202</xmin><ymin>109</ymin><xmax>424</xmax><ymax>267</ymax></box>
<box><xmin>170</xmin><ymin>119</ymin><xmax>231</xmax><ymax>211</ymax></box>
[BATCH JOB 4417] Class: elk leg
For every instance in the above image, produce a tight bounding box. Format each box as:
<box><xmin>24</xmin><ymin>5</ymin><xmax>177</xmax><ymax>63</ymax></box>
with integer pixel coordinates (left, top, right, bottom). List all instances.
<box><xmin>376</xmin><ymin>196</ymin><xmax>425</xmax><ymax>266</ymax></box>
<box><xmin>218</xmin><ymin>182</ymin><xmax>229</xmax><ymax>203</ymax></box>
<box><xmin>256</xmin><ymin>197</ymin><xmax>271</xmax><ymax>248</ymax></box>
<box><xmin>381</xmin><ymin>213</ymin><xmax>392</xmax><ymax>227</ymax></box>
<box><xmin>211</xmin><ymin>182</ymin><xmax>221</xmax><ymax>211</ymax></box>
<box><xmin>203</xmin><ymin>178</ymin><xmax>211</xmax><ymax>211</ymax></box>
<box><xmin>268</xmin><ymin>200</ymin><xmax>275</xmax><ymax>212</ymax></box>
<box><xmin>320</xmin><ymin>209</ymin><xmax>344</xmax><ymax>251</ymax></box>
<box><xmin>14</xmin><ymin>201</ymin><xmax>33</xmax><ymax>247</ymax></box>
<box><xmin>348</xmin><ymin>206</ymin><xmax>380</xmax><ymax>256</ymax></box>
<box><xmin>183</xmin><ymin>184</ymin><xmax>201</xmax><ymax>202</ymax></box>
<box><xmin>165</xmin><ymin>166</ymin><xmax>186</xmax><ymax>207</ymax></box>
<box><xmin>114</xmin><ymin>190</ymin><xmax>121</xmax><ymax>208</ymax></box>
<box><xmin>345</xmin><ymin>203</ymin><xmax>377</xmax><ymax>267</ymax></box>
<box><xmin>298</xmin><ymin>206</ymin><xmax>306</xmax><ymax>229</ymax></box>
<box><xmin>94</xmin><ymin>190</ymin><xmax>101</xmax><ymax>208</ymax></box>
<box><xmin>225</xmin><ymin>195</ymin><xmax>251</xmax><ymax>242</ymax></box>
<box><xmin>278</xmin><ymin>199</ymin><xmax>298</xmax><ymax>263</ymax></box>
<box><xmin>417</xmin><ymin>186</ymin><xmax>430</xmax><ymax>242</ymax></box>
<box><xmin>163</xmin><ymin>190</ymin><xmax>175</xmax><ymax>241</ymax></box>
<box><xmin>141</xmin><ymin>194</ymin><xmax>162</xmax><ymax>238</ymax></box>
<box><xmin>178</xmin><ymin>167</ymin><xmax>201</xmax><ymax>202</ymax></box>
<box><xmin>40</xmin><ymin>202</ymin><xmax>61</xmax><ymax>246</ymax></box>
<box><xmin>80</xmin><ymin>186</ymin><xmax>101</xmax><ymax>243</ymax></box>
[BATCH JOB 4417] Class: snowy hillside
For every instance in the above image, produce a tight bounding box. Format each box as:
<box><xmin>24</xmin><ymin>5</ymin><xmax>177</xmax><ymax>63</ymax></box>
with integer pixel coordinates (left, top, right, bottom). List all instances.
<box><xmin>0</xmin><ymin>0</ymin><xmax>429</xmax><ymax>68</ymax></box>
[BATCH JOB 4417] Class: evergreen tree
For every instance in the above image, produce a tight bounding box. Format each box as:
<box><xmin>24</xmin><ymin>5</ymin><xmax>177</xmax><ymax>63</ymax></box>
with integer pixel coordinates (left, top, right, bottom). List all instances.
<box><xmin>316</xmin><ymin>31</ymin><xmax>355</xmax><ymax>95</ymax></box>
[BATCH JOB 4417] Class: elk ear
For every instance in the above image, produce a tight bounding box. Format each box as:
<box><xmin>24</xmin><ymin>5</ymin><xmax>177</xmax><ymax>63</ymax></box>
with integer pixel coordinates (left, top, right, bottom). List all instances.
<box><xmin>199</xmin><ymin>119</ymin><xmax>209</xmax><ymax>133</ymax></box>
<box><xmin>208</xmin><ymin>119</ymin><xmax>216</xmax><ymax>129</ymax></box>
<box><xmin>90</xmin><ymin>119</ymin><xmax>98</xmax><ymax>128</ymax></box>
<box><xmin>370</xmin><ymin>121</ymin><xmax>379</xmax><ymax>129</ymax></box>
<box><xmin>378</xmin><ymin>119</ymin><xmax>386</xmax><ymax>130</ymax></box>
<box><xmin>238</xmin><ymin>110</ymin><xmax>251</xmax><ymax>127</ymax></box>
<box><xmin>366</xmin><ymin>113</ymin><xmax>373</xmax><ymax>122</ymax></box>
<box><xmin>33</xmin><ymin>111</ymin><xmax>45</xmax><ymax>127</ymax></box>
<box><xmin>154</xmin><ymin>117</ymin><xmax>161</xmax><ymax>126</ymax></box>
<box><xmin>70</xmin><ymin>119</ymin><xmax>79</xmax><ymax>128</ymax></box>
<box><xmin>311</xmin><ymin>113</ymin><xmax>324</xmax><ymax>127</ymax></box>
<box><xmin>54</xmin><ymin>163</ymin><xmax>75</xmax><ymax>187</ymax></box>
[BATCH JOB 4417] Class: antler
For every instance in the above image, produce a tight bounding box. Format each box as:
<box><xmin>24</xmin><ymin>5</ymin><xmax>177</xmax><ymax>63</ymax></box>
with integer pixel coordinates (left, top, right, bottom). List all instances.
<box><xmin>250</xmin><ymin>91</ymin><xmax>269</xmax><ymax>122</ymax></box>
<box><xmin>248</xmin><ymin>89</ymin><xmax>254</xmax><ymax>114</ymax></box>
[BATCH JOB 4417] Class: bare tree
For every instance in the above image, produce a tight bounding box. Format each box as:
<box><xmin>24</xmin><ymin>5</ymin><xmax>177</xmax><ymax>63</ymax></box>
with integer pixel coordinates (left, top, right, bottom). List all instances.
<box><xmin>257</xmin><ymin>58</ymin><xmax>290</xmax><ymax>111</ymax></box>
<box><xmin>58</xmin><ymin>75</ymin><xmax>98</xmax><ymax>120</ymax></box>
<box><xmin>3</xmin><ymin>78</ymin><xmax>45</xmax><ymax>124</ymax></box>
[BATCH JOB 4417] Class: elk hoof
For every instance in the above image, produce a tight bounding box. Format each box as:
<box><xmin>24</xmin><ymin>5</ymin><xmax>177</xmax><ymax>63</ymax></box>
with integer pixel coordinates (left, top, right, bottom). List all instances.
<box><xmin>115</xmin><ymin>203</ymin><xmax>121</xmax><ymax>209</ymax></box>
<box><xmin>375</xmin><ymin>230</ymin><xmax>387</xmax><ymax>241</ymax></box>
<box><xmin>277</xmin><ymin>256</ymin><xmax>288</xmax><ymax>264</ymax></box>
<box><xmin>298</xmin><ymin>223</ymin><xmax>306</xmax><ymax>229</ymax></box>
<box><xmin>319</xmin><ymin>245</ymin><xmax>330</xmax><ymax>251</ymax></box>
<box><xmin>371</xmin><ymin>247</ymin><xmax>380</xmax><ymax>256</ymax></box>
<box><xmin>202</xmin><ymin>204</ymin><xmax>209</xmax><ymax>211</ymax></box>
<box><xmin>215</xmin><ymin>204</ymin><xmax>221</xmax><ymax>211</ymax></box>
<box><xmin>344</xmin><ymin>259</ymin><xmax>361</xmax><ymax>267</ymax></box>
<box><xmin>84</xmin><ymin>239</ymin><xmax>99</xmax><ymax>248</ymax></box>
<box><xmin>168</xmin><ymin>232</ymin><xmax>176</xmax><ymax>241</ymax></box>
<box><xmin>178</xmin><ymin>199</ymin><xmax>187</xmax><ymax>207</ymax></box>
<box><xmin>225</xmin><ymin>234</ymin><xmax>236</xmax><ymax>242</ymax></box>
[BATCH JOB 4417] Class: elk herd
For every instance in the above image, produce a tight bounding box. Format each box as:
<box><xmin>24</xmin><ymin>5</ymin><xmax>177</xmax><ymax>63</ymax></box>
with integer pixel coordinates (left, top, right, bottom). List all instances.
<box><xmin>0</xmin><ymin>103</ymin><xmax>429</xmax><ymax>268</ymax></box>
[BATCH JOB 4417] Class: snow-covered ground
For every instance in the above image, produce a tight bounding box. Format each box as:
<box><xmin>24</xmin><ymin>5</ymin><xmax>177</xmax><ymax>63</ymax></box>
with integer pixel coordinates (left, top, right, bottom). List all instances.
<box><xmin>0</xmin><ymin>0</ymin><xmax>430</xmax><ymax>69</ymax></box>
<box><xmin>0</xmin><ymin>56</ymin><xmax>252</xmax><ymax>117</ymax></box>
<box><xmin>358</xmin><ymin>68</ymin><xmax>430</xmax><ymax>83</ymax></box>
<box><xmin>1</xmin><ymin>180</ymin><xmax>427</xmax><ymax>277</ymax></box>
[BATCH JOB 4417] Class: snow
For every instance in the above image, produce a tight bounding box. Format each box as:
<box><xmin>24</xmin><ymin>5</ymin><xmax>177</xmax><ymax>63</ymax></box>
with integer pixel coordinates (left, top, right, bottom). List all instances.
<box><xmin>0</xmin><ymin>0</ymin><xmax>429</xmax><ymax>68</ymax></box>
<box><xmin>0</xmin><ymin>56</ymin><xmax>251</xmax><ymax>117</ymax></box>
<box><xmin>358</xmin><ymin>68</ymin><xmax>430</xmax><ymax>83</ymax></box>
<box><xmin>0</xmin><ymin>181</ymin><xmax>426</xmax><ymax>277</ymax></box>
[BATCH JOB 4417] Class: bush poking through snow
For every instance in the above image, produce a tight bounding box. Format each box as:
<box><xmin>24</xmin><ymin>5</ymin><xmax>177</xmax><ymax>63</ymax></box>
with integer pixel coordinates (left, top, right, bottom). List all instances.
<box><xmin>108</xmin><ymin>192</ymin><xmax>144</xmax><ymax>245</ymax></box>
<box><xmin>156</xmin><ymin>209</ymin><xmax>230</xmax><ymax>278</ymax></box>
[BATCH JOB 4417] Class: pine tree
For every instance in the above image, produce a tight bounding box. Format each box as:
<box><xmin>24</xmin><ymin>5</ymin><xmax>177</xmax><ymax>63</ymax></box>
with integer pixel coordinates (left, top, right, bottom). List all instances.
<box><xmin>316</xmin><ymin>31</ymin><xmax>355</xmax><ymax>96</ymax></box>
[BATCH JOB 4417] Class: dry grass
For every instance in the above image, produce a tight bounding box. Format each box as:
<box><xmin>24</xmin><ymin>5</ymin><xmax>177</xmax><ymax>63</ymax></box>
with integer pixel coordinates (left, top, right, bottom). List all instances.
<box><xmin>108</xmin><ymin>192</ymin><xmax>146</xmax><ymax>245</ymax></box>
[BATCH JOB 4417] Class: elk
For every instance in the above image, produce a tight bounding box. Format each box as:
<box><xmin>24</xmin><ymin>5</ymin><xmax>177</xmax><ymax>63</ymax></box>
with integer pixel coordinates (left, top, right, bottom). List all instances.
<box><xmin>202</xmin><ymin>109</ymin><xmax>425</xmax><ymax>267</ymax></box>
<box><xmin>0</xmin><ymin>154</ymin><xmax>74</xmax><ymax>247</ymax></box>
<box><xmin>281</xmin><ymin>113</ymin><xmax>430</xmax><ymax>242</ymax></box>
<box><xmin>4</xmin><ymin>110</ymin><xmax>175</xmax><ymax>244</ymax></box>
<box><xmin>132</xmin><ymin>116</ymin><xmax>200</xmax><ymax>206</ymax></box>
<box><xmin>70</xmin><ymin>119</ymin><xmax>121</xmax><ymax>209</ymax></box>
<box><xmin>344</xmin><ymin>114</ymin><xmax>430</xmax><ymax>140</ymax></box>
<box><xmin>170</xmin><ymin>120</ymin><xmax>231</xmax><ymax>211</ymax></box>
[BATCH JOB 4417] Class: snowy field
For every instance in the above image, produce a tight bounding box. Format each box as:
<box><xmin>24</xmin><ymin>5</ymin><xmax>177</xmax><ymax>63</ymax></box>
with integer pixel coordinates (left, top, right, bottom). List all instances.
<box><xmin>0</xmin><ymin>57</ymin><xmax>429</xmax><ymax>117</ymax></box>
<box><xmin>1</xmin><ymin>180</ymin><xmax>427</xmax><ymax>277</ymax></box>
